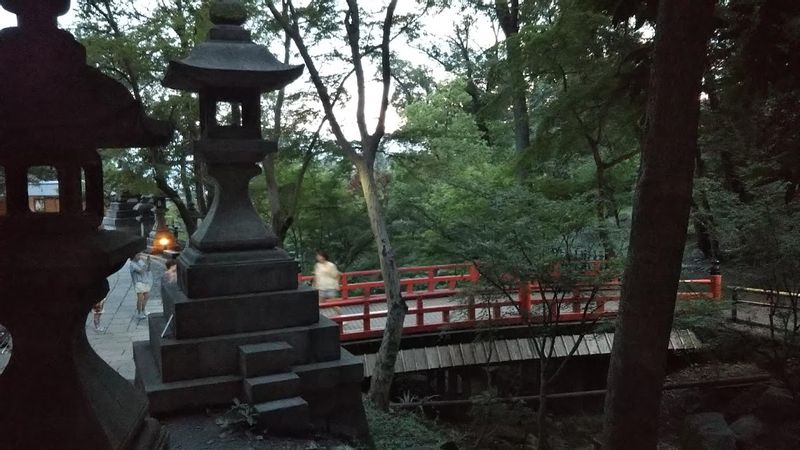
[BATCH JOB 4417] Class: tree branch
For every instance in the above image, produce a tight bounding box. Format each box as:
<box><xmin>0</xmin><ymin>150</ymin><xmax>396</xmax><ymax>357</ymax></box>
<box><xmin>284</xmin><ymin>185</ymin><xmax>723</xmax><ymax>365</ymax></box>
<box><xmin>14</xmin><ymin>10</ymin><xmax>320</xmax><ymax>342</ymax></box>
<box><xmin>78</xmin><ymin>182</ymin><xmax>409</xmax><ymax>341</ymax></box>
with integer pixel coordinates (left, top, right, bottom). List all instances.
<box><xmin>372</xmin><ymin>0</ymin><xmax>399</xmax><ymax>153</ymax></box>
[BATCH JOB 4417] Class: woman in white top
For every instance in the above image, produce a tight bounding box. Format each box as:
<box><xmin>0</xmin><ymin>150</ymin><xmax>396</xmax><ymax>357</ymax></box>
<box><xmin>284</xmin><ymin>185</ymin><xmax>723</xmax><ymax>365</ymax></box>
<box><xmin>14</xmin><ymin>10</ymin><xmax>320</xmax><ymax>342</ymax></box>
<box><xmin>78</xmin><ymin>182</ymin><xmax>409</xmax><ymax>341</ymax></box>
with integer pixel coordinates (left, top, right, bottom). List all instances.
<box><xmin>313</xmin><ymin>251</ymin><xmax>340</xmax><ymax>304</ymax></box>
<box><xmin>129</xmin><ymin>253</ymin><xmax>153</xmax><ymax>320</ymax></box>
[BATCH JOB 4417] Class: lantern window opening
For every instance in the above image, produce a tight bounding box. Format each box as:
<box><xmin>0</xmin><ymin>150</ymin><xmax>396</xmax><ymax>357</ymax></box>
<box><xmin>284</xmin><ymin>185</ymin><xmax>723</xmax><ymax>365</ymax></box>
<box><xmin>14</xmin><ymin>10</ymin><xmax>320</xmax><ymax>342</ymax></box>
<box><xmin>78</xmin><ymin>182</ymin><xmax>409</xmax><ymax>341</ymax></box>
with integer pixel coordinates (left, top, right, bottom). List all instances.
<box><xmin>0</xmin><ymin>166</ymin><xmax>6</xmax><ymax>217</ymax></box>
<box><xmin>80</xmin><ymin>168</ymin><xmax>87</xmax><ymax>212</ymax></box>
<box><xmin>215</xmin><ymin>101</ymin><xmax>243</xmax><ymax>127</ymax></box>
<box><xmin>27</xmin><ymin>166</ymin><xmax>60</xmax><ymax>214</ymax></box>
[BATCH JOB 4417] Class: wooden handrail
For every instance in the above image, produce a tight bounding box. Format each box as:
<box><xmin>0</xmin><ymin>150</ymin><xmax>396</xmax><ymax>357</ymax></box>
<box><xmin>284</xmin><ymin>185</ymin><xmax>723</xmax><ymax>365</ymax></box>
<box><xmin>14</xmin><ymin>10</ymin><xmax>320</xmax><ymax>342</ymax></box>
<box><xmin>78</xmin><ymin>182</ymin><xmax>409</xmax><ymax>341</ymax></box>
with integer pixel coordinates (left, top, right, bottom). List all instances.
<box><xmin>300</xmin><ymin>261</ymin><xmax>720</xmax><ymax>341</ymax></box>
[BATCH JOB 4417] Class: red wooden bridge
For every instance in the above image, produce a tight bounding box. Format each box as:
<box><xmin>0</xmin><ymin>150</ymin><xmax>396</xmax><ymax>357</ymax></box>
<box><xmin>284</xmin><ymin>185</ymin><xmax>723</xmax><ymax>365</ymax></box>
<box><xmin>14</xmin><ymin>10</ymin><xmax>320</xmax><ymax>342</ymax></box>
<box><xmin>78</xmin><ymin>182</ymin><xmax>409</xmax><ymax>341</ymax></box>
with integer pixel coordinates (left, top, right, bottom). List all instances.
<box><xmin>299</xmin><ymin>263</ymin><xmax>723</xmax><ymax>342</ymax></box>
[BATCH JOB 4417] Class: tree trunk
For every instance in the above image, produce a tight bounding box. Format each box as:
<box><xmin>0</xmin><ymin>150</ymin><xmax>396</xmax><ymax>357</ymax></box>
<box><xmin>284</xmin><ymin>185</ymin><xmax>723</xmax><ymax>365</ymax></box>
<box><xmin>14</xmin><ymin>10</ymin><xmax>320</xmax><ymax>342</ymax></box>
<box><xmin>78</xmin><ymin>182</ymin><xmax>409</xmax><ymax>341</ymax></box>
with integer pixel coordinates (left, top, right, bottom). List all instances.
<box><xmin>147</xmin><ymin>147</ymin><xmax>197</xmax><ymax>235</ymax></box>
<box><xmin>193</xmin><ymin>158</ymin><xmax>208</xmax><ymax>215</ymax></box>
<box><xmin>601</xmin><ymin>1</ymin><xmax>715</xmax><ymax>449</ymax></box>
<box><xmin>537</xmin><ymin>358</ymin><xmax>550</xmax><ymax>450</ymax></box>
<box><xmin>179</xmin><ymin>153</ymin><xmax>194</xmax><ymax>208</ymax></box>
<box><xmin>495</xmin><ymin>0</ymin><xmax>531</xmax><ymax>181</ymax></box>
<box><xmin>359</xmin><ymin>159</ymin><xmax>406</xmax><ymax>409</ymax></box>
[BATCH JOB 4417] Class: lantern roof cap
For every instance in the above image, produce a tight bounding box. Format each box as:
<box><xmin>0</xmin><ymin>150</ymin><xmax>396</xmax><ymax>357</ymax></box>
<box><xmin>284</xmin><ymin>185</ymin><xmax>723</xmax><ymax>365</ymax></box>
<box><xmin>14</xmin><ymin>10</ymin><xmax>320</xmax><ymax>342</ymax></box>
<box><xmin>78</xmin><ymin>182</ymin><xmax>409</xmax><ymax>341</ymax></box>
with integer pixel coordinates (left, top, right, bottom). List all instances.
<box><xmin>162</xmin><ymin>0</ymin><xmax>304</xmax><ymax>93</ymax></box>
<box><xmin>0</xmin><ymin>1</ymin><xmax>173</xmax><ymax>148</ymax></box>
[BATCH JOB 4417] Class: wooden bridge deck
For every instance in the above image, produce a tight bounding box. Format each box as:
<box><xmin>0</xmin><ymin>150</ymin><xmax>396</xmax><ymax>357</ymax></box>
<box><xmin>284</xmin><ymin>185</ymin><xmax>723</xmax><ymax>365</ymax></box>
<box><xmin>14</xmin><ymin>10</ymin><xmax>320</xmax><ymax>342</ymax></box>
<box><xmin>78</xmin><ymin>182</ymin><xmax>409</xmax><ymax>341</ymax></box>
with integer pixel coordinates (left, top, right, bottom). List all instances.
<box><xmin>358</xmin><ymin>329</ymin><xmax>702</xmax><ymax>377</ymax></box>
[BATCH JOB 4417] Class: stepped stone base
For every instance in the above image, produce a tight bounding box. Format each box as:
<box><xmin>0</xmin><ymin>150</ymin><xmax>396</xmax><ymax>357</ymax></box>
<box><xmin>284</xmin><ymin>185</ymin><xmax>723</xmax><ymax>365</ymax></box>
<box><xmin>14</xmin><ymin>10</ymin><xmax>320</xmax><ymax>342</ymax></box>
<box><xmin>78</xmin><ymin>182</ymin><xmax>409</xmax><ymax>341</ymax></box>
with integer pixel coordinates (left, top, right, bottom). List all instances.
<box><xmin>135</xmin><ymin>310</ymin><xmax>369</xmax><ymax>440</ymax></box>
<box><xmin>162</xmin><ymin>282</ymin><xmax>320</xmax><ymax>339</ymax></box>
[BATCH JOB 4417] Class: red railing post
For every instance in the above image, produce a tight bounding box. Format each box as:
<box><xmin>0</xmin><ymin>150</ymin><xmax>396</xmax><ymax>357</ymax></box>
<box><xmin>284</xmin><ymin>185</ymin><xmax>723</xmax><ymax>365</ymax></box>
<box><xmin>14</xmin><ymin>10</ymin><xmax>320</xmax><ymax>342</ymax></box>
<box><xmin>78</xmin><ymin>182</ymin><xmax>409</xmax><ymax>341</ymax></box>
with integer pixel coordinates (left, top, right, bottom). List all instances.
<box><xmin>572</xmin><ymin>287</ymin><xmax>581</xmax><ymax>313</ymax></box>
<box><xmin>428</xmin><ymin>269</ymin><xmax>435</xmax><ymax>292</ymax></box>
<box><xmin>341</xmin><ymin>274</ymin><xmax>349</xmax><ymax>300</ymax></box>
<box><xmin>468</xmin><ymin>295</ymin><xmax>476</xmax><ymax>321</ymax></box>
<box><xmin>468</xmin><ymin>263</ymin><xmax>479</xmax><ymax>282</ymax></box>
<box><xmin>416</xmin><ymin>297</ymin><xmax>424</xmax><ymax>326</ymax></box>
<box><xmin>363</xmin><ymin>303</ymin><xmax>371</xmax><ymax>331</ymax></box>
<box><xmin>519</xmin><ymin>281</ymin><xmax>531</xmax><ymax>315</ymax></box>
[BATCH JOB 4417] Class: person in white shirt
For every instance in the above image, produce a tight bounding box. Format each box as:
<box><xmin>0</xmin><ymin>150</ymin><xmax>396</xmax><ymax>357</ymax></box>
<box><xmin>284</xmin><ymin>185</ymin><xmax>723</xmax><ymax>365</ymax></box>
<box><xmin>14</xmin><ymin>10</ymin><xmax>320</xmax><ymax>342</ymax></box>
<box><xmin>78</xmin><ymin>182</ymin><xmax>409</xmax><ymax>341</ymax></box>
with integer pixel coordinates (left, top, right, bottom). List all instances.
<box><xmin>129</xmin><ymin>253</ymin><xmax>153</xmax><ymax>320</ymax></box>
<box><xmin>313</xmin><ymin>251</ymin><xmax>341</xmax><ymax>311</ymax></box>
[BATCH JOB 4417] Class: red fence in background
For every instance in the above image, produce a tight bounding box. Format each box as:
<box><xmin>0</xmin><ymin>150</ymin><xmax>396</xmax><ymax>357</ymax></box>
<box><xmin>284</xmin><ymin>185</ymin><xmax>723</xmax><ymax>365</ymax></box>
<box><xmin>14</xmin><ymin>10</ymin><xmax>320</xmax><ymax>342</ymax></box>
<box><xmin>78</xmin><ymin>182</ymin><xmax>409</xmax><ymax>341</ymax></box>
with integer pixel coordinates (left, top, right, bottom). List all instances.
<box><xmin>298</xmin><ymin>263</ymin><xmax>723</xmax><ymax>341</ymax></box>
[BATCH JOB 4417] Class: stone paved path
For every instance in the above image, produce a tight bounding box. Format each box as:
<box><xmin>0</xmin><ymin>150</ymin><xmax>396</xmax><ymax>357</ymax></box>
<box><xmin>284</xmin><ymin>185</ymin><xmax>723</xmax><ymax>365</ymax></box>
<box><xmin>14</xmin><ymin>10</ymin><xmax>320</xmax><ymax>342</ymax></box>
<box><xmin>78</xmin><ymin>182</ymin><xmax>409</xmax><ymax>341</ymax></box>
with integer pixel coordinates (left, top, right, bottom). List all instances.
<box><xmin>87</xmin><ymin>259</ymin><xmax>166</xmax><ymax>380</ymax></box>
<box><xmin>0</xmin><ymin>259</ymin><xmax>166</xmax><ymax>380</ymax></box>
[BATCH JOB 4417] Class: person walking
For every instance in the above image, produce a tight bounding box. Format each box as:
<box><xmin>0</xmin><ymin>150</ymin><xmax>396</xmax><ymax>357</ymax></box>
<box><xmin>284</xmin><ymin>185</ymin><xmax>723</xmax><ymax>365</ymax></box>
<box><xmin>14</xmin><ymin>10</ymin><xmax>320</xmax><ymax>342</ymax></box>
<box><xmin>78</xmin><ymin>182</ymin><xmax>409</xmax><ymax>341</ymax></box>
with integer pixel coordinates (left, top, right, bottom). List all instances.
<box><xmin>162</xmin><ymin>259</ymin><xmax>178</xmax><ymax>286</ymax></box>
<box><xmin>92</xmin><ymin>297</ymin><xmax>106</xmax><ymax>331</ymax></box>
<box><xmin>313</xmin><ymin>251</ymin><xmax>341</xmax><ymax>313</ymax></box>
<box><xmin>129</xmin><ymin>253</ymin><xmax>153</xmax><ymax>320</ymax></box>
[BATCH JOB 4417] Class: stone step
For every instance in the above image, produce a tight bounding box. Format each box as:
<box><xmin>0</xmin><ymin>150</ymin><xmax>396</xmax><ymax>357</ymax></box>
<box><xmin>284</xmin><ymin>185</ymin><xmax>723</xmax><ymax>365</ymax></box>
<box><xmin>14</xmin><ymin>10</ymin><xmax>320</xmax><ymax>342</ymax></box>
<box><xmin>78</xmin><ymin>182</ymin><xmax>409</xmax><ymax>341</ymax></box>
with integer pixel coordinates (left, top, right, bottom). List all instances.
<box><xmin>243</xmin><ymin>372</ymin><xmax>300</xmax><ymax>404</ymax></box>
<box><xmin>293</xmin><ymin>348</ymin><xmax>364</xmax><ymax>391</ymax></box>
<box><xmin>253</xmin><ymin>397</ymin><xmax>310</xmax><ymax>435</ymax></box>
<box><xmin>239</xmin><ymin>342</ymin><xmax>293</xmax><ymax>377</ymax></box>
<box><xmin>147</xmin><ymin>313</ymin><xmax>342</xmax><ymax>382</ymax></box>
<box><xmin>133</xmin><ymin>341</ymin><xmax>241</xmax><ymax>415</ymax></box>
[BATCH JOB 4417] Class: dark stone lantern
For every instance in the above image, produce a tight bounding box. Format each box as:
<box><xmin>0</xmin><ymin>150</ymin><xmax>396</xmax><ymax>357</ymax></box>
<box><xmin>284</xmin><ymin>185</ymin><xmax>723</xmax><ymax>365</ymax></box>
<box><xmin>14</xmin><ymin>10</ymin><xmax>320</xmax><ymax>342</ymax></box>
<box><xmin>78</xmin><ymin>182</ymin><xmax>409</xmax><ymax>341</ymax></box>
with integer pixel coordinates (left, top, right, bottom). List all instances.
<box><xmin>161</xmin><ymin>0</ymin><xmax>304</xmax><ymax>291</ymax></box>
<box><xmin>135</xmin><ymin>0</ymin><xmax>368</xmax><ymax>439</ymax></box>
<box><xmin>147</xmin><ymin>196</ymin><xmax>176</xmax><ymax>253</ymax></box>
<box><xmin>0</xmin><ymin>1</ymin><xmax>172</xmax><ymax>449</ymax></box>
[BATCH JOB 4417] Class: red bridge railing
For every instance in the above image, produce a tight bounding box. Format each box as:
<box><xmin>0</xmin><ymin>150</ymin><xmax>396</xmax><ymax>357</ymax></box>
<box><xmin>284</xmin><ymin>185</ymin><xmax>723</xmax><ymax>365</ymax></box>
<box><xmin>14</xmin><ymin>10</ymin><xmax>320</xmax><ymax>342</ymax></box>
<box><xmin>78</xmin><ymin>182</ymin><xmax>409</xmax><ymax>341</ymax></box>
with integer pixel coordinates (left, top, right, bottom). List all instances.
<box><xmin>298</xmin><ymin>263</ymin><xmax>722</xmax><ymax>342</ymax></box>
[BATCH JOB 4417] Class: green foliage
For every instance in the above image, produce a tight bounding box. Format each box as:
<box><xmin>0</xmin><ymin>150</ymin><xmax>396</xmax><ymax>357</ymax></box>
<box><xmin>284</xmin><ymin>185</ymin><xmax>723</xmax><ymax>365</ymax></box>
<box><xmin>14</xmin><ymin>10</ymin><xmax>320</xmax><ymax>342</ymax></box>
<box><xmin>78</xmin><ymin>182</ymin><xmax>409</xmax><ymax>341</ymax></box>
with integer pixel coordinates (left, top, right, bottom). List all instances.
<box><xmin>364</xmin><ymin>401</ymin><xmax>455</xmax><ymax>450</ymax></box>
<box><xmin>215</xmin><ymin>398</ymin><xmax>257</xmax><ymax>430</ymax></box>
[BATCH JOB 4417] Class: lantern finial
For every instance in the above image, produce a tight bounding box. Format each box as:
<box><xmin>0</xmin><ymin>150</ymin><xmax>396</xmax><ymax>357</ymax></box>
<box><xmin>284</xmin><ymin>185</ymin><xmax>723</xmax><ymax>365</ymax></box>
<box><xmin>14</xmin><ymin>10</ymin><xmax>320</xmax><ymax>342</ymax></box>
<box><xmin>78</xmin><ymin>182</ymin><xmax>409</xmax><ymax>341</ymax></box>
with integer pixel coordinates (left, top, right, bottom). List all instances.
<box><xmin>0</xmin><ymin>0</ymin><xmax>69</xmax><ymax>29</ymax></box>
<box><xmin>210</xmin><ymin>0</ymin><xmax>247</xmax><ymax>26</ymax></box>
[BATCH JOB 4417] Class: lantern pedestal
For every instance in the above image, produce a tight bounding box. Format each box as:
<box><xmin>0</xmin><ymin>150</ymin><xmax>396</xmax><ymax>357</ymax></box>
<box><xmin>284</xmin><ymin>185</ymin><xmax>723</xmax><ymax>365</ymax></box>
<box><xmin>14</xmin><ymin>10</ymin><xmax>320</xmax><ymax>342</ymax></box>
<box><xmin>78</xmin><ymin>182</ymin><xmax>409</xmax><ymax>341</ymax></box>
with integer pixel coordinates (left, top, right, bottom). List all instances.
<box><xmin>0</xmin><ymin>232</ymin><xmax>168</xmax><ymax>450</ymax></box>
<box><xmin>133</xmin><ymin>161</ymin><xmax>369</xmax><ymax>438</ymax></box>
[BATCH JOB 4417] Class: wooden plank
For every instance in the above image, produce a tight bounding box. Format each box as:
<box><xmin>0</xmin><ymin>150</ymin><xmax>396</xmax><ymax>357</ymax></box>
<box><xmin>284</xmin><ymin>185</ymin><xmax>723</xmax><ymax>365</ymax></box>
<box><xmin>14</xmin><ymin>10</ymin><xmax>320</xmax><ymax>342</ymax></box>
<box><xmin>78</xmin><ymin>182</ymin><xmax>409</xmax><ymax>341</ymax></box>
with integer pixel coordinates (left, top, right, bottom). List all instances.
<box><xmin>595</xmin><ymin>333</ymin><xmax>610</xmax><ymax>354</ymax></box>
<box><xmin>668</xmin><ymin>332</ymin><xmax>679</xmax><ymax>350</ymax></box>
<box><xmin>568</xmin><ymin>335</ymin><xmax>587</xmax><ymax>357</ymax></box>
<box><xmin>470</xmin><ymin>341</ymin><xmax>484</xmax><ymax>364</ymax></box>
<box><xmin>601</xmin><ymin>333</ymin><xmax>613</xmax><ymax>353</ymax></box>
<box><xmin>460</xmin><ymin>343</ymin><xmax>477</xmax><ymax>366</ymax></box>
<box><xmin>519</xmin><ymin>338</ymin><xmax>534</xmax><ymax>360</ymax></box>
<box><xmin>402</xmin><ymin>348</ymin><xmax>417</xmax><ymax>372</ymax></box>
<box><xmin>438</xmin><ymin>345</ymin><xmax>452</xmax><ymax>368</ymax></box>
<box><xmin>449</xmin><ymin>344</ymin><xmax>464</xmax><ymax>367</ymax></box>
<box><xmin>584</xmin><ymin>334</ymin><xmax>600</xmax><ymax>355</ymax></box>
<box><xmin>413</xmin><ymin>348</ymin><xmax>428</xmax><ymax>371</ymax></box>
<box><xmin>425</xmin><ymin>346</ymin><xmax>440</xmax><ymax>370</ymax></box>
<box><xmin>394</xmin><ymin>350</ymin><xmax>406</xmax><ymax>373</ymax></box>
<box><xmin>488</xmin><ymin>341</ymin><xmax>500</xmax><ymax>363</ymax></box>
<box><xmin>559</xmin><ymin>334</ymin><xmax>576</xmax><ymax>357</ymax></box>
<box><xmin>678</xmin><ymin>329</ymin><xmax>698</xmax><ymax>349</ymax></box>
<box><xmin>579</xmin><ymin>334</ymin><xmax>593</xmax><ymax>356</ymax></box>
<box><xmin>362</xmin><ymin>354</ymin><xmax>372</xmax><ymax>378</ymax></box>
<box><xmin>686</xmin><ymin>330</ymin><xmax>703</xmax><ymax>349</ymax></box>
<box><xmin>552</xmin><ymin>336</ymin><xmax>568</xmax><ymax>358</ymax></box>
<box><xmin>532</xmin><ymin>337</ymin><xmax>547</xmax><ymax>359</ymax></box>
<box><xmin>507</xmin><ymin>338</ymin><xmax>522</xmax><ymax>361</ymax></box>
<box><xmin>496</xmin><ymin>339</ymin><xmax>511</xmax><ymax>362</ymax></box>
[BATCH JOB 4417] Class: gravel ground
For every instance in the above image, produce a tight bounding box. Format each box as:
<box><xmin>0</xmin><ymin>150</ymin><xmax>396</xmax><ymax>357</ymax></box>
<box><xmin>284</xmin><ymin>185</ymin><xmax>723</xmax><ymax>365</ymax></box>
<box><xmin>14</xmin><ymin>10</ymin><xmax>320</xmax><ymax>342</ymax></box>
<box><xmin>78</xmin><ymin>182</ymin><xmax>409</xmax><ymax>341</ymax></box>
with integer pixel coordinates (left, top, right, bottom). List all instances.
<box><xmin>165</xmin><ymin>413</ymin><xmax>360</xmax><ymax>450</ymax></box>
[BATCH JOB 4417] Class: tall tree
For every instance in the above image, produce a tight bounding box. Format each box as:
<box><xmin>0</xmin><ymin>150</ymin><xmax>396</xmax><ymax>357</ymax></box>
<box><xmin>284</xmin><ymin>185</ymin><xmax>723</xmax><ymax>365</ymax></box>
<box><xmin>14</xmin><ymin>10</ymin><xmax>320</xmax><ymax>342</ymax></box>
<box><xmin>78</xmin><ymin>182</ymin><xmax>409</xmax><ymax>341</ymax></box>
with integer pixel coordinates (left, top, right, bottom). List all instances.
<box><xmin>494</xmin><ymin>0</ymin><xmax>531</xmax><ymax>180</ymax></box>
<box><xmin>602</xmin><ymin>1</ymin><xmax>716</xmax><ymax>448</ymax></box>
<box><xmin>76</xmin><ymin>0</ymin><xmax>211</xmax><ymax>234</ymax></box>
<box><xmin>266</xmin><ymin>0</ymin><xmax>409</xmax><ymax>409</ymax></box>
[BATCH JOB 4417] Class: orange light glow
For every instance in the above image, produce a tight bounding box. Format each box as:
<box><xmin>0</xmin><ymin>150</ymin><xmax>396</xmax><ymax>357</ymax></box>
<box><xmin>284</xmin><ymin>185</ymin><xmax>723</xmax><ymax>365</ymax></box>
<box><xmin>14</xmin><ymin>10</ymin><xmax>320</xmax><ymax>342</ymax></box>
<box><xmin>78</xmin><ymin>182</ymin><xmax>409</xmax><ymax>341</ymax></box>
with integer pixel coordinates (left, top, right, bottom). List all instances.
<box><xmin>158</xmin><ymin>237</ymin><xmax>171</xmax><ymax>247</ymax></box>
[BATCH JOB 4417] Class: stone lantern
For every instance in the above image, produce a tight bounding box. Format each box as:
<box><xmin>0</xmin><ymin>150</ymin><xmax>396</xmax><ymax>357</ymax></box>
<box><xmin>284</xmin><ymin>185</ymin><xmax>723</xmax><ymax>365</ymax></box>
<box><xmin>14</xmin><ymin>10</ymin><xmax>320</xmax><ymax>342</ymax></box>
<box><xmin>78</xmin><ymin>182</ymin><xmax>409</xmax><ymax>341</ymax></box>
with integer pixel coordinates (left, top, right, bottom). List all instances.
<box><xmin>147</xmin><ymin>196</ymin><xmax>176</xmax><ymax>253</ymax></box>
<box><xmin>134</xmin><ymin>0</ymin><xmax>368</xmax><ymax>438</ymax></box>
<box><xmin>0</xmin><ymin>0</ymin><xmax>172</xmax><ymax>449</ymax></box>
